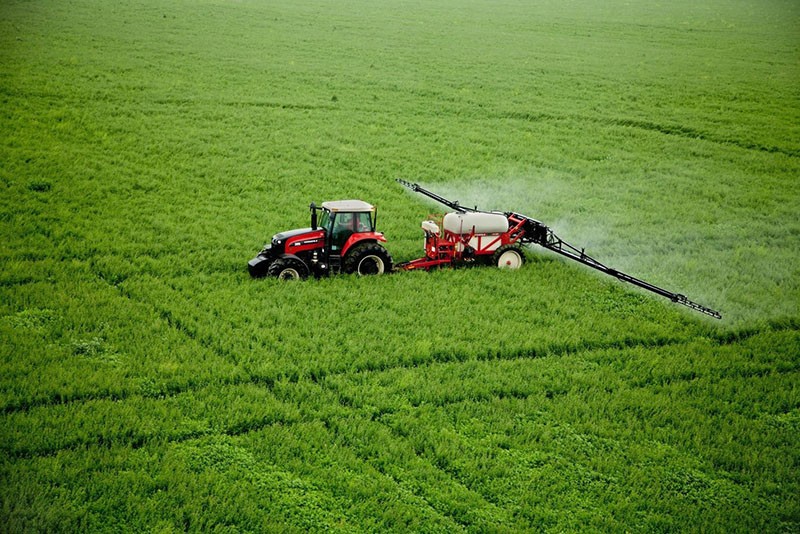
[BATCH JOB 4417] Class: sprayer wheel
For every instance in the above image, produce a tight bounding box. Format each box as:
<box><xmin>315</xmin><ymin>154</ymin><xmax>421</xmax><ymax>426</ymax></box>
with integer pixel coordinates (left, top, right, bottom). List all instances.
<box><xmin>493</xmin><ymin>245</ymin><xmax>525</xmax><ymax>270</ymax></box>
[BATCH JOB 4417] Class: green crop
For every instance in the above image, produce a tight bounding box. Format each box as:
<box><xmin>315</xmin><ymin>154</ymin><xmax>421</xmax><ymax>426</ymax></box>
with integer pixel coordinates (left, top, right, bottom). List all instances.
<box><xmin>1</xmin><ymin>0</ymin><xmax>798</xmax><ymax>531</ymax></box>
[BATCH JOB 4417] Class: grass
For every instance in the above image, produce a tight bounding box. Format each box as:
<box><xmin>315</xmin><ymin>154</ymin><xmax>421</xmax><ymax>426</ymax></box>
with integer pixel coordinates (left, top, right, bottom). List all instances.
<box><xmin>1</xmin><ymin>0</ymin><xmax>799</xmax><ymax>531</ymax></box>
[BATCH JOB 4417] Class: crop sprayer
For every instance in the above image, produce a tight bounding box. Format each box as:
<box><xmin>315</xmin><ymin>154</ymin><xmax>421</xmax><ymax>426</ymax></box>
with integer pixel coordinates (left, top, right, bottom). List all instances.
<box><xmin>248</xmin><ymin>179</ymin><xmax>721</xmax><ymax>319</ymax></box>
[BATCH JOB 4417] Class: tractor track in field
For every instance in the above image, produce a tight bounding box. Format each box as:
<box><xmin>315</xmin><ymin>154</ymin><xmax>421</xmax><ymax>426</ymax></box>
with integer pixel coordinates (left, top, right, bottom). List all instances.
<box><xmin>8</xmin><ymin>85</ymin><xmax>795</xmax><ymax>159</ymax></box>
<box><xmin>5</xmin><ymin>261</ymin><xmax>797</xmax><ymax>420</ymax></box>
<box><xmin>498</xmin><ymin>110</ymin><xmax>800</xmax><ymax>159</ymax></box>
<box><xmin>0</xmin><ymin>87</ymin><xmax>337</xmax><ymax>114</ymax></box>
<box><xmin>5</xmin><ymin>274</ymin><xmax>796</xmax><ymax>420</ymax></box>
<box><xmin>4</xmin><ymin>316</ymin><xmax>798</xmax><ymax>466</ymax></box>
<box><xmin>4</xmin><ymin>265</ymin><xmax>797</xmax><ymax>461</ymax></box>
<box><xmin>2</xmin><ymin>406</ymin><xmax>301</xmax><ymax>461</ymax></box>
<box><xmin>7</xmin><ymin>262</ymin><xmax>800</xmax><ymax>422</ymax></box>
<box><xmin>2</xmin><ymin>334</ymin><xmax>675</xmax><ymax>415</ymax></box>
<box><xmin>4</xmin><ymin>397</ymin><xmax>501</xmax><ymax>532</ymax></box>
<box><xmin>2</xmin><ymin>361</ymin><xmax>517</xmax><ymax>532</ymax></box>
<box><xmin>0</xmin><ymin>314</ymin><xmax>696</xmax><ymax>416</ymax></box>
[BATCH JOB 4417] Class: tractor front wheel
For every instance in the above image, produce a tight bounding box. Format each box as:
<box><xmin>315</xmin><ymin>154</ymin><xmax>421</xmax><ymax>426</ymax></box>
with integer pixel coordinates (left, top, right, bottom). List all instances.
<box><xmin>268</xmin><ymin>257</ymin><xmax>308</xmax><ymax>280</ymax></box>
<box><xmin>493</xmin><ymin>245</ymin><xmax>525</xmax><ymax>270</ymax></box>
<box><xmin>344</xmin><ymin>243</ymin><xmax>393</xmax><ymax>275</ymax></box>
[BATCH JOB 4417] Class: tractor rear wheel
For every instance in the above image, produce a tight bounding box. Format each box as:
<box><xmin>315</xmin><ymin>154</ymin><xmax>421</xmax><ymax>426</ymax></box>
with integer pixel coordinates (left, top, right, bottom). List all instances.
<box><xmin>493</xmin><ymin>245</ymin><xmax>525</xmax><ymax>269</ymax></box>
<box><xmin>268</xmin><ymin>257</ymin><xmax>308</xmax><ymax>280</ymax></box>
<box><xmin>343</xmin><ymin>242</ymin><xmax>393</xmax><ymax>275</ymax></box>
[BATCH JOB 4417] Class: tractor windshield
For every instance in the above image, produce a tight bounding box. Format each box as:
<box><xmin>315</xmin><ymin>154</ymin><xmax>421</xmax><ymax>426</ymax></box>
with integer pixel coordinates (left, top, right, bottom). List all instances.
<box><xmin>318</xmin><ymin>210</ymin><xmax>333</xmax><ymax>235</ymax></box>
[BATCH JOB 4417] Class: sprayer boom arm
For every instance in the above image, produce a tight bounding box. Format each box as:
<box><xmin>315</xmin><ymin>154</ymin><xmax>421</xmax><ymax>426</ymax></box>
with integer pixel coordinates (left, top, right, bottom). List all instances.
<box><xmin>522</xmin><ymin>223</ymin><xmax>722</xmax><ymax>319</ymax></box>
<box><xmin>397</xmin><ymin>179</ymin><xmax>476</xmax><ymax>213</ymax></box>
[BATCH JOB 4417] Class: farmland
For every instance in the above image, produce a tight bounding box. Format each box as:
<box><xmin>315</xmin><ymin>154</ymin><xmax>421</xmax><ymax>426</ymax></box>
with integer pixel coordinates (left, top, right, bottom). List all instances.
<box><xmin>1</xmin><ymin>0</ymin><xmax>799</xmax><ymax>531</ymax></box>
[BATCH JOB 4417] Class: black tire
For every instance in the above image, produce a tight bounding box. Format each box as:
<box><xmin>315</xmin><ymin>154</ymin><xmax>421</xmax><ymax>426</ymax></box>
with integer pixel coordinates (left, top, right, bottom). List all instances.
<box><xmin>493</xmin><ymin>245</ymin><xmax>525</xmax><ymax>270</ymax></box>
<box><xmin>268</xmin><ymin>257</ymin><xmax>308</xmax><ymax>280</ymax></box>
<box><xmin>343</xmin><ymin>242</ymin><xmax>393</xmax><ymax>275</ymax></box>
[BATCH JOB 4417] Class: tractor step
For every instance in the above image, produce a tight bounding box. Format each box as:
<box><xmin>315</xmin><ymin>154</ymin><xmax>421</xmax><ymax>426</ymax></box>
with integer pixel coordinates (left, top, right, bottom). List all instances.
<box><xmin>329</xmin><ymin>254</ymin><xmax>342</xmax><ymax>273</ymax></box>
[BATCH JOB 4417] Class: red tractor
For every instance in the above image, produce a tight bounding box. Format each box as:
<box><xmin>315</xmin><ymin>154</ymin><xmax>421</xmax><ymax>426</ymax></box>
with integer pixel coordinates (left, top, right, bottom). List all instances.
<box><xmin>248</xmin><ymin>200</ymin><xmax>393</xmax><ymax>279</ymax></box>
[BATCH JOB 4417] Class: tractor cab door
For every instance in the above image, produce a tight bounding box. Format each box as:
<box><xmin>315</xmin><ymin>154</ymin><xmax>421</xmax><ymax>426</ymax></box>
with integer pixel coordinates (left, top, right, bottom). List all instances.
<box><xmin>331</xmin><ymin>212</ymin><xmax>352</xmax><ymax>252</ymax></box>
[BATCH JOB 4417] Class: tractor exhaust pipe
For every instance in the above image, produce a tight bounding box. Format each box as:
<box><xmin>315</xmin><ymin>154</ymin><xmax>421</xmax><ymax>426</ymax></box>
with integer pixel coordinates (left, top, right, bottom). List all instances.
<box><xmin>310</xmin><ymin>202</ymin><xmax>318</xmax><ymax>230</ymax></box>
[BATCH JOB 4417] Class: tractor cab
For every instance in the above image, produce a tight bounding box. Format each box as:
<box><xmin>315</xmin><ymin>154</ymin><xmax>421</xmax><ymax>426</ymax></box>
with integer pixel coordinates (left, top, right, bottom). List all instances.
<box><xmin>315</xmin><ymin>200</ymin><xmax>376</xmax><ymax>252</ymax></box>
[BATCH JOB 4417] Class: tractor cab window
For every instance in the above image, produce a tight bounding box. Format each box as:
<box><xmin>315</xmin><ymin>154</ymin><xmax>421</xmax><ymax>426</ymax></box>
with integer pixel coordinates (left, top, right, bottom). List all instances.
<box><xmin>354</xmin><ymin>211</ymin><xmax>374</xmax><ymax>232</ymax></box>
<box><xmin>331</xmin><ymin>212</ymin><xmax>355</xmax><ymax>251</ymax></box>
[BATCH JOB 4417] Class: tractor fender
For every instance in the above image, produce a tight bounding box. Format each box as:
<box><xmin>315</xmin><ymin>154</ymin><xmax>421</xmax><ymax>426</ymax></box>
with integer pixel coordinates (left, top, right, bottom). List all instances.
<box><xmin>277</xmin><ymin>252</ymin><xmax>310</xmax><ymax>268</ymax></box>
<box><xmin>341</xmin><ymin>232</ymin><xmax>387</xmax><ymax>257</ymax></box>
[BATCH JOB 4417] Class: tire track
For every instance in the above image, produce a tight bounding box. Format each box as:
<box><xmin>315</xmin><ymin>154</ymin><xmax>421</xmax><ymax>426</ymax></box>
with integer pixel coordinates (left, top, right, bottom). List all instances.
<box><xmin>5</xmin><ymin>261</ymin><xmax>796</xmax><ymax>462</ymax></box>
<box><xmin>5</xmin><ymin>267</ymin><xmax>795</xmax><ymax>416</ymax></box>
<box><xmin>499</xmin><ymin>110</ymin><xmax>799</xmax><ymax>158</ymax></box>
<box><xmin>5</xmin><ymin>310</ymin><xmax>797</xmax><ymax>499</ymax></box>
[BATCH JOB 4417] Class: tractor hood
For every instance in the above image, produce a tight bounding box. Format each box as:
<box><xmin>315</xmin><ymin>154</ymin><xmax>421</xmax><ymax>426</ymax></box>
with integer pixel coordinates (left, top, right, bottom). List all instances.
<box><xmin>272</xmin><ymin>227</ymin><xmax>318</xmax><ymax>244</ymax></box>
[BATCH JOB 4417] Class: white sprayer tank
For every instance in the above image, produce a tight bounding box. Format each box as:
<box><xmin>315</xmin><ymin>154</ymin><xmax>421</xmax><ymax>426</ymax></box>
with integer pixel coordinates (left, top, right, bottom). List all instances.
<box><xmin>443</xmin><ymin>212</ymin><xmax>509</xmax><ymax>235</ymax></box>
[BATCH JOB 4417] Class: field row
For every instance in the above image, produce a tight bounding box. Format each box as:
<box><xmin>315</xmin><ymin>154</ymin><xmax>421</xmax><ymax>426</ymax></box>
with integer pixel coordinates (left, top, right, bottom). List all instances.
<box><xmin>3</xmin><ymin>323</ymin><xmax>797</xmax><ymax>531</ymax></box>
<box><xmin>4</xmin><ymin>325</ymin><xmax>797</xmax><ymax>455</ymax></box>
<box><xmin>1</xmin><ymin>253</ymin><xmax>724</xmax><ymax>414</ymax></box>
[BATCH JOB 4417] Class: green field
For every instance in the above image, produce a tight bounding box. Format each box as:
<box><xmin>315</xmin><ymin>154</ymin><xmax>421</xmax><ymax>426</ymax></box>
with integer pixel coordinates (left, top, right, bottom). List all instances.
<box><xmin>2</xmin><ymin>0</ymin><xmax>799</xmax><ymax>531</ymax></box>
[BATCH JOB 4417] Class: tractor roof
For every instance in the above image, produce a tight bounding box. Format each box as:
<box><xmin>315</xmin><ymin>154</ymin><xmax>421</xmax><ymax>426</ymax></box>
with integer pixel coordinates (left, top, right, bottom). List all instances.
<box><xmin>321</xmin><ymin>200</ymin><xmax>374</xmax><ymax>212</ymax></box>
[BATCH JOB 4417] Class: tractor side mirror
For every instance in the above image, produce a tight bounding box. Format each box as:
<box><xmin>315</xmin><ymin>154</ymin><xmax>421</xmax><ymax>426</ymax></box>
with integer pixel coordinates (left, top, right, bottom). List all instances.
<box><xmin>310</xmin><ymin>202</ymin><xmax>317</xmax><ymax>230</ymax></box>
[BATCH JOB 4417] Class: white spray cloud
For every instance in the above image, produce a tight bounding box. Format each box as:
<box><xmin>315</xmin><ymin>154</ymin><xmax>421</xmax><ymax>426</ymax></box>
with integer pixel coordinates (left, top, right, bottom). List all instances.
<box><xmin>408</xmin><ymin>170</ymin><xmax>732</xmax><ymax>322</ymax></box>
